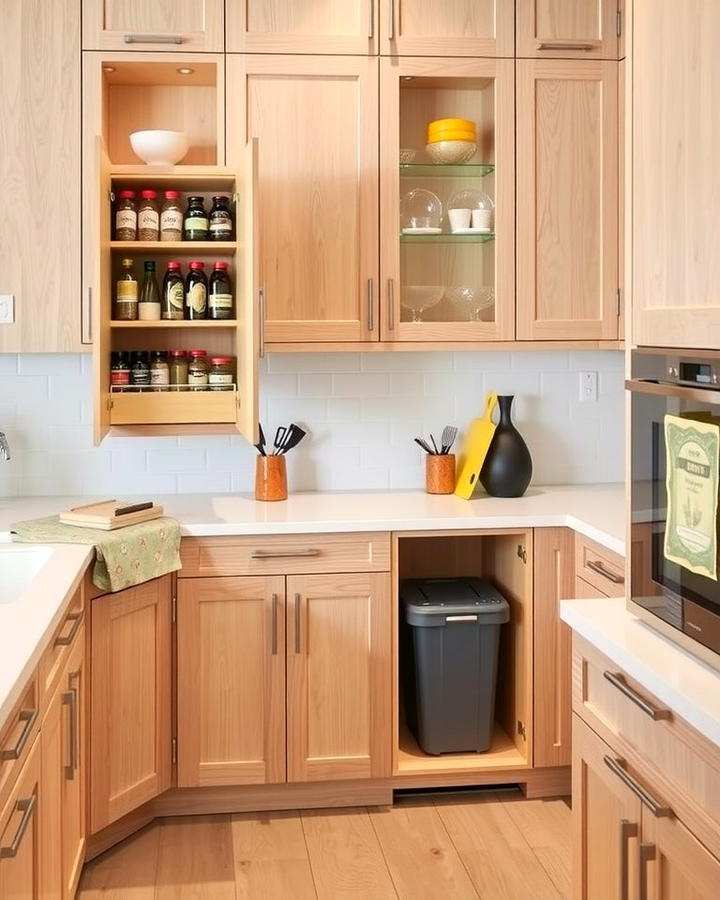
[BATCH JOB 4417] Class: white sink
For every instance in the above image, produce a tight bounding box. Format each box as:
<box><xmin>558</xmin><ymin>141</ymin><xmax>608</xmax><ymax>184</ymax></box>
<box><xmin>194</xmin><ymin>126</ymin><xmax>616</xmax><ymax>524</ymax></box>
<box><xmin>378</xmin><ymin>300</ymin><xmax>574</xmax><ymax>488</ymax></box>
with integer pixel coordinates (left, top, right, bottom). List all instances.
<box><xmin>0</xmin><ymin>545</ymin><xmax>53</xmax><ymax>604</ymax></box>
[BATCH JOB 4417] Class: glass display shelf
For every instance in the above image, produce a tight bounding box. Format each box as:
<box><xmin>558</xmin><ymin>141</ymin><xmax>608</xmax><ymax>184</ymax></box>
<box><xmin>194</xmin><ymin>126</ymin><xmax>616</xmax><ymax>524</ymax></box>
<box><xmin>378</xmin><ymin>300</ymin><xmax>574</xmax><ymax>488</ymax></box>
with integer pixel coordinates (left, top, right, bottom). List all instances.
<box><xmin>399</xmin><ymin>163</ymin><xmax>495</xmax><ymax>178</ymax></box>
<box><xmin>399</xmin><ymin>233</ymin><xmax>495</xmax><ymax>244</ymax></box>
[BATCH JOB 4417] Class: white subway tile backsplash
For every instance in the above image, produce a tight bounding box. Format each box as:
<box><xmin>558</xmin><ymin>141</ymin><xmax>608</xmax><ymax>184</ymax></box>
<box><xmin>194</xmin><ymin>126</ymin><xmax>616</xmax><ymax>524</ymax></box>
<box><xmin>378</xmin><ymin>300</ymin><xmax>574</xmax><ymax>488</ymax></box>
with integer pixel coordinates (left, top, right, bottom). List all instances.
<box><xmin>0</xmin><ymin>350</ymin><xmax>624</xmax><ymax>496</ymax></box>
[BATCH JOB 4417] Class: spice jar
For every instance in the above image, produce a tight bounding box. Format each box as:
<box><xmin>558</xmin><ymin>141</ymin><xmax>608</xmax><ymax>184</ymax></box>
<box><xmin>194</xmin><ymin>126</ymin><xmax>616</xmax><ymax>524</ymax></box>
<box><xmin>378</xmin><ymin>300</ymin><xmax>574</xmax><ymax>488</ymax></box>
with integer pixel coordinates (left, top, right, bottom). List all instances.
<box><xmin>138</xmin><ymin>190</ymin><xmax>160</xmax><ymax>241</ymax></box>
<box><xmin>185</xmin><ymin>261</ymin><xmax>207</xmax><ymax>320</ymax></box>
<box><xmin>188</xmin><ymin>349</ymin><xmax>209</xmax><ymax>391</ymax></box>
<box><xmin>184</xmin><ymin>196</ymin><xmax>209</xmax><ymax>241</ymax></box>
<box><xmin>209</xmin><ymin>195</ymin><xmax>233</xmax><ymax>241</ymax></box>
<box><xmin>115</xmin><ymin>190</ymin><xmax>137</xmax><ymax>240</ymax></box>
<box><xmin>114</xmin><ymin>258</ymin><xmax>138</xmax><ymax>321</ymax></box>
<box><xmin>208</xmin><ymin>261</ymin><xmax>234</xmax><ymax>320</ymax></box>
<box><xmin>150</xmin><ymin>350</ymin><xmax>170</xmax><ymax>391</ymax></box>
<box><xmin>162</xmin><ymin>261</ymin><xmax>184</xmax><ymax>320</ymax></box>
<box><xmin>130</xmin><ymin>351</ymin><xmax>150</xmax><ymax>390</ymax></box>
<box><xmin>208</xmin><ymin>356</ymin><xmax>235</xmax><ymax>391</ymax></box>
<box><xmin>168</xmin><ymin>349</ymin><xmax>188</xmax><ymax>391</ymax></box>
<box><xmin>160</xmin><ymin>190</ymin><xmax>183</xmax><ymax>241</ymax></box>
<box><xmin>110</xmin><ymin>351</ymin><xmax>130</xmax><ymax>391</ymax></box>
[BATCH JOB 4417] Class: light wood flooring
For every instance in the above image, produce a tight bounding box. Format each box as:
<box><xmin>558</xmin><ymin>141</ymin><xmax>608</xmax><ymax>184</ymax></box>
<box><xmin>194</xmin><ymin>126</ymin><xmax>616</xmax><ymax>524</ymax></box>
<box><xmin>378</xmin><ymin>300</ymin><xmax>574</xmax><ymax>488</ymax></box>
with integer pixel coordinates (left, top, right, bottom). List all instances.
<box><xmin>78</xmin><ymin>789</ymin><xmax>571</xmax><ymax>899</ymax></box>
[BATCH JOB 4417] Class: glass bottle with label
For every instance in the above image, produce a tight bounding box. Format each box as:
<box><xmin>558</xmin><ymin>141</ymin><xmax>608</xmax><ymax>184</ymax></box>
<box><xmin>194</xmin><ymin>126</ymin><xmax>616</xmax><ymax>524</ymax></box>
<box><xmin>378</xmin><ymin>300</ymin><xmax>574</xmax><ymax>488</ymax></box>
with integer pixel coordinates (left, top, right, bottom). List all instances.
<box><xmin>160</xmin><ymin>191</ymin><xmax>183</xmax><ymax>241</ymax></box>
<box><xmin>150</xmin><ymin>350</ymin><xmax>170</xmax><ymax>392</ymax></box>
<box><xmin>184</xmin><ymin>196</ymin><xmax>209</xmax><ymax>241</ymax></box>
<box><xmin>130</xmin><ymin>351</ymin><xmax>150</xmax><ymax>390</ymax></box>
<box><xmin>138</xmin><ymin>190</ymin><xmax>160</xmax><ymax>241</ymax></box>
<box><xmin>168</xmin><ymin>349</ymin><xmax>188</xmax><ymax>391</ymax></box>
<box><xmin>209</xmin><ymin>195</ymin><xmax>233</xmax><ymax>241</ymax></box>
<box><xmin>138</xmin><ymin>260</ymin><xmax>161</xmax><ymax>320</ymax></box>
<box><xmin>208</xmin><ymin>261</ymin><xmax>234</xmax><ymax>320</ymax></box>
<box><xmin>185</xmin><ymin>260</ymin><xmax>208</xmax><ymax>320</ymax></box>
<box><xmin>208</xmin><ymin>356</ymin><xmax>235</xmax><ymax>391</ymax></box>
<box><xmin>115</xmin><ymin>190</ymin><xmax>137</xmax><ymax>240</ymax></box>
<box><xmin>162</xmin><ymin>261</ymin><xmax>185</xmax><ymax>320</ymax></box>
<box><xmin>110</xmin><ymin>351</ymin><xmax>131</xmax><ymax>391</ymax></box>
<box><xmin>188</xmin><ymin>349</ymin><xmax>209</xmax><ymax>391</ymax></box>
<box><xmin>114</xmin><ymin>258</ymin><xmax>138</xmax><ymax>320</ymax></box>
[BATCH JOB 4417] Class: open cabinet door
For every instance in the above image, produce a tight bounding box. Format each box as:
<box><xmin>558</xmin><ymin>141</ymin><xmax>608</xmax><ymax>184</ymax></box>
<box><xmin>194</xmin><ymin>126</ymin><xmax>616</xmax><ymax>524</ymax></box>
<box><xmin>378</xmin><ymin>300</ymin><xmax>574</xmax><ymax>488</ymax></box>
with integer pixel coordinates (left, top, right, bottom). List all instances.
<box><xmin>235</xmin><ymin>138</ymin><xmax>260</xmax><ymax>445</ymax></box>
<box><xmin>92</xmin><ymin>137</ymin><xmax>112</xmax><ymax>445</ymax></box>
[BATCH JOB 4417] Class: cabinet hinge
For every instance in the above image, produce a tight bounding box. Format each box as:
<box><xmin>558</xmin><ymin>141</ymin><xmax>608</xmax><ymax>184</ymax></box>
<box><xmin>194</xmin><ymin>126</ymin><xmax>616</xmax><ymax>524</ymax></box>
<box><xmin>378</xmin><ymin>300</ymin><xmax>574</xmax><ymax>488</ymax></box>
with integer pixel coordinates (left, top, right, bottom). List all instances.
<box><xmin>171</xmin><ymin>595</ymin><xmax>177</xmax><ymax>623</ymax></box>
<box><xmin>517</xmin><ymin>544</ymin><xmax>527</xmax><ymax>564</ymax></box>
<box><xmin>108</xmin><ymin>190</ymin><xmax>115</xmax><ymax>203</ymax></box>
<box><xmin>106</xmin><ymin>397</ymin><xmax>114</xmax><ymax>411</ymax></box>
<box><xmin>517</xmin><ymin>720</ymin><xmax>527</xmax><ymax>740</ymax></box>
<box><xmin>616</xmin><ymin>8</ymin><xmax>622</xmax><ymax>38</ymax></box>
<box><xmin>616</xmin><ymin>287</ymin><xmax>622</xmax><ymax>318</ymax></box>
<box><xmin>171</xmin><ymin>736</ymin><xmax>177</xmax><ymax>766</ymax></box>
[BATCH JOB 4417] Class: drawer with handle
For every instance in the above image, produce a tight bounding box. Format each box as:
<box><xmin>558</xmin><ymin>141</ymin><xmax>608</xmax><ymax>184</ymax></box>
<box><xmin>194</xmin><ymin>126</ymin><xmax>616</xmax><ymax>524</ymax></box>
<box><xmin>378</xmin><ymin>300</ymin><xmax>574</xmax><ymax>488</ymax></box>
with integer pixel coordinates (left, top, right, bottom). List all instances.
<box><xmin>573</xmin><ymin>635</ymin><xmax>720</xmax><ymax>858</ymax></box>
<box><xmin>0</xmin><ymin>680</ymin><xmax>39</xmax><ymax>817</ymax></box>
<box><xmin>0</xmin><ymin>734</ymin><xmax>40</xmax><ymax>891</ymax></box>
<box><xmin>39</xmin><ymin>587</ymin><xmax>84</xmax><ymax>707</ymax></box>
<box><xmin>575</xmin><ymin>533</ymin><xmax>625</xmax><ymax>596</ymax></box>
<box><xmin>180</xmin><ymin>532</ymin><xmax>392</xmax><ymax>577</ymax></box>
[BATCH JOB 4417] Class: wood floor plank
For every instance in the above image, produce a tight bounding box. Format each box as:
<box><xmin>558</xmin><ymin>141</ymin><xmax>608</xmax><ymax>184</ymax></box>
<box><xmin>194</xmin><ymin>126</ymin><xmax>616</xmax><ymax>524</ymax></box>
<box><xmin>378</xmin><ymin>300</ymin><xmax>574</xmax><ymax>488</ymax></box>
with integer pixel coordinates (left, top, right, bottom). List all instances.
<box><xmin>501</xmin><ymin>795</ymin><xmax>572</xmax><ymax>897</ymax></box>
<box><xmin>434</xmin><ymin>791</ymin><xmax>562</xmax><ymax>900</ymax></box>
<box><xmin>155</xmin><ymin>814</ymin><xmax>237</xmax><ymax>899</ymax></box>
<box><xmin>231</xmin><ymin>810</ymin><xmax>317</xmax><ymax>900</ymax></box>
<box><xmin>369</xmin><ymin>798</ymin><xmax>479</xmax><ymax>900</ymax></box>
<box><xmin>77</xmin><ymin>823</ymin><xmax>159</xmax><ymax>899</ymax></box>
<box><xmin>301</xmin><ymin>806</ymin><xmax>397</xmax><ymax>900</ymax></box>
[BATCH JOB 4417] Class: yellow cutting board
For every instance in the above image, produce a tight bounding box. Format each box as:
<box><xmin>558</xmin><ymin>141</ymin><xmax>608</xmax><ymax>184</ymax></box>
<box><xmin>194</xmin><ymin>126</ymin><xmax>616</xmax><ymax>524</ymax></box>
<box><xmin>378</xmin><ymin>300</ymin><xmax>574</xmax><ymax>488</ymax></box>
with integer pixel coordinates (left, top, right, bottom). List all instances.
<box><xmin>454</xmin><ymin>393</ymin><xmax>498</xmax><ymax>500</ymax></box>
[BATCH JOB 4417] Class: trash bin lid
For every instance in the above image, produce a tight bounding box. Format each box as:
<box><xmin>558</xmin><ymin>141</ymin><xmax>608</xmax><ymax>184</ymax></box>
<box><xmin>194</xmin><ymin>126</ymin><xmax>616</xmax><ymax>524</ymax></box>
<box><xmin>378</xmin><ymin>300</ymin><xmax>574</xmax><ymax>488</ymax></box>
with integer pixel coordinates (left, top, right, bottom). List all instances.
<box><xmin>400</xmin><ymin>577</ymin><xmax>510</xmax><ymax>626</ymax></box>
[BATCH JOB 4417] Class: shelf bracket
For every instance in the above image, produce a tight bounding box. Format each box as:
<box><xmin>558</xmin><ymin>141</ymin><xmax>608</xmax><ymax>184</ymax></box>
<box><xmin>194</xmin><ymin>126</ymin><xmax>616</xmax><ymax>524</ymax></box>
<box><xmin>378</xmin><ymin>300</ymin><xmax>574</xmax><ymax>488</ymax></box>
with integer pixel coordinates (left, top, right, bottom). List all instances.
<box><xmin>171</xmin><ymin>736</ymin><xmax>177</xmax><ymax>766</ymax></box>
<box><xmin>517</xmin><ymin>720</ymin><xmax>527</xmax><ymax>739</ymax></box>
<box><xmin>517</xmin><ymin>544</ymin><xmax>527</xmax><ymax>564</ymax></box>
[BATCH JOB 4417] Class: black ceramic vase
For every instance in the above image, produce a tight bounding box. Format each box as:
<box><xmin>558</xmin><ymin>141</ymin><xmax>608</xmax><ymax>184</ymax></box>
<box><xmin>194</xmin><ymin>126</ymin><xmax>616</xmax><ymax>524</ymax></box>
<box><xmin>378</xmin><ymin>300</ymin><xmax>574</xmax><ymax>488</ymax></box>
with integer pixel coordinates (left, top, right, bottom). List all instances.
<box><xmin>480</xmin><ymin>395</ymin><xmax>532</xmax><ymax>497</ymax></box>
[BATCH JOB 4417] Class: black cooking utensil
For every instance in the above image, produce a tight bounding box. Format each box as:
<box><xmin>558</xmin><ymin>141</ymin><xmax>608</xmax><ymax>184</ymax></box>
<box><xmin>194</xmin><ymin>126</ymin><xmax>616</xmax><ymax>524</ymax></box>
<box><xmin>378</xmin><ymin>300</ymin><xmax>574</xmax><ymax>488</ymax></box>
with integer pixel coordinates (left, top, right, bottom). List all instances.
<box><xmin>440</xmin><ymin>425</ymin><xmax>458</xmax><ymax>454</ymax></box>
<box><xmin>414</xmin><ymin>437</ymin><xmax>434</xmax><ymax>455</ymax></box>
<box><xmin>255</xmin><ymin>422</ymin><xmax>267</xmax><ymax>456</ymax></box>
<box><xmin>273</xmin><ymin>426</ymin><xmax>287</xmax><ymax>454</ymax></box>
<box><xmin>278</xmin><ymin>423</ymin><xmax>307</xmax><ymax>455</ymax></box>
<box><xmin>430</xmin><ymin>434</ymin><xmax>440</xmax><ymax>454</ymax></box>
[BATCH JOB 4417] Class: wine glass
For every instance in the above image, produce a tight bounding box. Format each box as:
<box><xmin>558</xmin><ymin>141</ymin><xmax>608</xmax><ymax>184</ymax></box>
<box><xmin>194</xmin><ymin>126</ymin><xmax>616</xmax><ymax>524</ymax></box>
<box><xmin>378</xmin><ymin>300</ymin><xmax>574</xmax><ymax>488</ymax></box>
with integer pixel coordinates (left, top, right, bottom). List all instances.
<box><xmin>446</xmin><ymin>286</ymin><xmax>495</xmax><ymax>322</ymax></box>
<box><xmin>401</xmin><ymin>286</ymin><xmax>444</xmax><ymax>323</ymax></box>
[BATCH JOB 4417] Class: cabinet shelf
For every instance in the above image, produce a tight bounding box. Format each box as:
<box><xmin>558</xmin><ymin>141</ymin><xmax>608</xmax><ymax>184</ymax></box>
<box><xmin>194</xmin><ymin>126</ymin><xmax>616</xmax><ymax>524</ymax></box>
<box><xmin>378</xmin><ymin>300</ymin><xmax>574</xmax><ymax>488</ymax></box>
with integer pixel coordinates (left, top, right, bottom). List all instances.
<box><xmin>400</xmin><ymin>163</ymin><xmax>495</xmax><ymax>178</ymax></box>
<box><xmin>110</xmin><ymin>320</ymin><xmax>237</xmax><ymax>329</ymax></box>
<box><xmin>109</xmin><ymin>387</ymin><xmax>237</xmax><ymax>426</ymax></box>
<box><xmin>110</xmin><ymin>241</ymin><xmax>237</xmax><ymax>254</ymax></box>
<box><xmin>400</xmin><ymin>233</ymin><xmax>495</xmax><ymax>244</ymax></box>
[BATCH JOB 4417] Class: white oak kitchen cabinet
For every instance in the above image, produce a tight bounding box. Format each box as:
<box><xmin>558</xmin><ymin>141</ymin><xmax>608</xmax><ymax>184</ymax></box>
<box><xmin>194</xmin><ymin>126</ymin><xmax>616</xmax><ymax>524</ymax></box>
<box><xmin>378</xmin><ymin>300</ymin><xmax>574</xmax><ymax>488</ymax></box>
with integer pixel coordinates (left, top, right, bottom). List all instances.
<box><xmin>516</xmin><ymin>0</ymin><xmax>620</xmax><ymax>59</ymax></box>
<box><xmin>82</xmin><ymin>0</ymin><xmax>224</xmax><ymax>52</ymax></box>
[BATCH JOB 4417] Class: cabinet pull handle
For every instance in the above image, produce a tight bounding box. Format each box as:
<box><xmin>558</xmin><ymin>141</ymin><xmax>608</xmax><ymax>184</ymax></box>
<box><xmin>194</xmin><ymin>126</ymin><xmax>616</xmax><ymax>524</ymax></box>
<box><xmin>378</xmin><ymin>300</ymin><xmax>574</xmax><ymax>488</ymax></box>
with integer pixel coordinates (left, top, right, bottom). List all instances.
<box><xmin>387</xmin><ymin>278</ymin><xmax>395</xmax><ymax>331</ymax></box>
<box><xmin>619</xmin><ymin>819</ymin><xmax>638</xmax><ymax>900</ymax></box>
<box><xmin>259</xmin><ymin>288</ymin><xmax>265</xmax><ymax>359</ymax></box>
<box><xmin>638</xmin><ymin>842</ymin><xmax>655</xmax><ymax>900</ymax></box>
<box><xmin>536</xmin><ymin>41</ymin><xmax>595</xmax><ymax>51</ymax></box>
<box><xmin>603</xmin><ymin>756</ymin><xmax>672</xmax><ymax>817</ymax></box>
<box><xmin>368</xmin><ymin>0</ymin><xmax>374</xmax><ymax>39</ymax></box>
<box><xmin>62</xmin><ymin>687</ymin><xmax>78</xmax><ymax>779</ymax></box>
<box><xmin>0</xmin><ymin>795</ymin><xmax>36</xmax><ymax>859</ymax></box>
<box><xmin>81</xmin><ymin>286</ymin><xmax>93</xmax><ymax>345</ymax></box>
<box><xmin>603</xmin><ymin>671</ymin><xmax>671</xmax><ymax>721</ymax></box>
<box><xmin>367</xmin><ymin>278</ymin><xmax>375</xmax><ymax>332</ymax></box>
<box><xmin>271</xmin><ymin>593</ymin><xmax>278</xmax><ymax>655</ymax></box>
<box><xmin>0</xmin><ymin>709</ymin><xmax>38</xmax><ymax>761</ymax></box>
<box><xmin>124</xmin><ymin>34</ymin><xmax>184</xmax><ymax>44</ymax></box>
<box><xmin>251</xmin><ymin>549</ymin><xmax>320</xmax><ymax>559</ymax></box>
<box><xmin>388</xmin><ymin>0</ymin><xmax>395</xmax><ymax>39</ymax></box>
<box><xmin>294</xmin><ymin>593</ymin><xmax>302</xmax><ymax>654</ymax></box>
<box><xmin>586</xmin><ymin>559</ymin><xmax>624</xmax><ymax>584</ymax></box>
<box><xmin>55</xmin><ymin>610</ymin><xmax>84</xmax><ymax>647</ymax></box>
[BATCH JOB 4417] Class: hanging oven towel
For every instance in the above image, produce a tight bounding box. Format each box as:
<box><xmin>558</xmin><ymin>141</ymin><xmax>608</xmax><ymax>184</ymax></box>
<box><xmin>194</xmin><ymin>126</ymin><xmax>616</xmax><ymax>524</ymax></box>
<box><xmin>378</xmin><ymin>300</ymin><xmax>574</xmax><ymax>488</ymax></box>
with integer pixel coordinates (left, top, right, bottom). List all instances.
<box><xmin>10</xmin><ymin>515</ymin><xmax>182</xmax><ymax>592</ymax></box>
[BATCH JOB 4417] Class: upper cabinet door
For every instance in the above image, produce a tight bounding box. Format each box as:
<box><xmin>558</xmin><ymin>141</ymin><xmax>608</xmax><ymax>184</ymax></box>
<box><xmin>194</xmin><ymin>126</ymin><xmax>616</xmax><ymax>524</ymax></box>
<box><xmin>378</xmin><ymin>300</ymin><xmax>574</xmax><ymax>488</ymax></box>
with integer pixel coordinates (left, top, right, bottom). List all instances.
<box><xmin>227</xmin><ymin>56</ymin><xmax>379</xmax><ymax>345</ymax></box>
<box><xmin>516</xmin><ymin>0</ymin><xmax>619</xmax><ymax>59</ymax></box>
<box><xmin>633</xmin><ymin>1</ymin><xmax>720</xmax><ymax>349</ymax></box>
<box><xmin>83</xmin><ymin>0</ymin><xmax>224</xmax><ymax>52</ymax></box>
<box><xmin>516</xmin><ymin>60</ymin><xmax>619</xmax><ymax>341</ymax></box>
<box><xmin>227</xmin><ymin>0</ymin><xmax>377</xmax><ymax>54</ymax></box>
<box><xmin>0</xmin><ymin>0</ymin><xmax>80</xmax><ymax>353</ymax></box>
<box><xmin>381</xmin><ymin>0</ymin><xmax>514</xmax><ymax>56</ymax></box>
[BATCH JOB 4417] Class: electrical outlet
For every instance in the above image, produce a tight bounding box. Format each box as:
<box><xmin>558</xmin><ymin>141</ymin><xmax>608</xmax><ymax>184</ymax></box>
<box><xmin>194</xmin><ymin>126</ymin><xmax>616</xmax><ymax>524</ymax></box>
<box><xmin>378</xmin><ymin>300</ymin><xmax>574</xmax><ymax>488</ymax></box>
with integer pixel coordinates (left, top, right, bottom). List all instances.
<box><xmin>0</xmin><ymin>295</ymin><xmax>14</xmax><ymax>324</ymax></box>
<box><xmin>579</xmin><ymin>371</ymin><xmax>598</xmax><ymax>402</ymax></box>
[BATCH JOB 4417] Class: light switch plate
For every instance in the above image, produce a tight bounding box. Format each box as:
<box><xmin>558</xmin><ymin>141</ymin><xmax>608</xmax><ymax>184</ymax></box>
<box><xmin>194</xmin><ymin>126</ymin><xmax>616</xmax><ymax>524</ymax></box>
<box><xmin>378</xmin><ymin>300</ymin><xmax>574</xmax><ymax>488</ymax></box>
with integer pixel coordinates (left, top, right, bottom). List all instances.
<box><xmin>579</xmin><ymin>371</ymin><xmax>598</xmax><ymax>402</ymax></box>
<box><xmin>0</xmin><ymin>294</ymin><xmax>15</xmax><ymax>324</ymax></box>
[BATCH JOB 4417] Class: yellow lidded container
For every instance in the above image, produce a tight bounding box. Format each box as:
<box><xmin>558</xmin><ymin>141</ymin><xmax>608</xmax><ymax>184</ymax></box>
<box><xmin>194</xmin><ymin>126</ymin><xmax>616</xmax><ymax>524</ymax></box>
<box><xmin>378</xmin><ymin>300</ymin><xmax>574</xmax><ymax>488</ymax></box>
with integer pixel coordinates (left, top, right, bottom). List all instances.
<box><xmin>428</xmin><ymin>117</ymin><xmax>476</xmax><ymax>134</ymax></box>
<box><xmin>427</xmin><ymin>130</ymin><xmax>477</xmax><ymax>143</ymax></box>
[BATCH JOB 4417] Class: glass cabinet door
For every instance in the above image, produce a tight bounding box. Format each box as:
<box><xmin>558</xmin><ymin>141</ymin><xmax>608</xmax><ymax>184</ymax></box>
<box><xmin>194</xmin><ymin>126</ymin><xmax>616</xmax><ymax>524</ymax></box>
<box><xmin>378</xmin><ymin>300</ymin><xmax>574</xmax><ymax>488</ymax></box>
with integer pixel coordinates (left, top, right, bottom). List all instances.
<box><xmin>380</xmin><ymin>58</ymin><xmax>515</xmax><ymax>343</ymax></box>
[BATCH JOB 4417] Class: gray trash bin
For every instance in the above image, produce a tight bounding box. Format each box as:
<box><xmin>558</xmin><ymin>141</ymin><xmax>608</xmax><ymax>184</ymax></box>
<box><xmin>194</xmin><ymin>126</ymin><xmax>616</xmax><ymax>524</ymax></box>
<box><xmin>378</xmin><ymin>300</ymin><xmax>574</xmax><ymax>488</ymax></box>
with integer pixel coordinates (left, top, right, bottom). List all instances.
<box><xmin>401</xmin><ymin>577</ymin><xmax>510</xmax><ymax>755</ymax></box>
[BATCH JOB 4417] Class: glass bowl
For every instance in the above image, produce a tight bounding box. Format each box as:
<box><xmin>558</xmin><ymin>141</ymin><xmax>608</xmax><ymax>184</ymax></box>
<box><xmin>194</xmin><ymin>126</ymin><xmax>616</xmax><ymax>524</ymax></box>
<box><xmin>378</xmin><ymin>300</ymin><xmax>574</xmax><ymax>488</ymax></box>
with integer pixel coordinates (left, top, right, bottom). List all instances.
<box><xmin>400</xmin><ymin>189</ymin><xmax>443</xmax><ymax>233</ymax></box>
<box><xmin>446</xmin><ymin>286</ymin><xmax>495</xmax><ymax>322</ymax></box>
<box><xmin>401</xmin><ymin>286</ymin><xmax>444</xmax><ymax>323</ymax></box>
<box><xmin>425</xmin><ymin>140</ymin><xmax>477</xmax><ymax>164</ymax></box>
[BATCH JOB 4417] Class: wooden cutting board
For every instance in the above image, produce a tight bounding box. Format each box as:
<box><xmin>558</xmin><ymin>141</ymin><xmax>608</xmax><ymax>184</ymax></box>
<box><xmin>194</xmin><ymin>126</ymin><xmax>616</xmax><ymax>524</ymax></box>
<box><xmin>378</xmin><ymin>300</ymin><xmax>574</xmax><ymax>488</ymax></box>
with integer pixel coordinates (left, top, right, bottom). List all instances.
<box><xmin>454</xmin><ymin>393</ymin><xmax>498</xmax><ymax>500</ymax></box>
<box><xmin>59</xmin><ymin>499</ymin><xmax>164</xmax><ymax>530</ymax></box>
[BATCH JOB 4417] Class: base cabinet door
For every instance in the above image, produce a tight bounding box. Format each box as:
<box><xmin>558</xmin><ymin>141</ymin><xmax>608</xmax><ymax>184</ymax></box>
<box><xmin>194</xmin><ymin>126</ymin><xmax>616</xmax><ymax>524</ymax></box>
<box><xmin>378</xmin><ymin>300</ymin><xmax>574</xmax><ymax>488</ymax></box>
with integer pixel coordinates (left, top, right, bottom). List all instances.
<box><xmin>286</xmin><ymin>572</ymin><xmax>391</xmax><ymax>782</ymax></box>
<box><xmin>573</xmin><ymin>715</ymin><xmax>641</xmax><ymax>900</ymax></box>
<box><xmin>90</xmin><ymin>577</ymin><xmax>172</xmax><ymax>833</ymax></box>
<box><xmin>642</xmin><ymin>812</ymin><xmax>720</xmax><ymax>899</ymax></box>
<box><xmin>516</xmin><ymin>59</ymin><xmax>619</xmax><ymax>340</ymax></box>
<box><xmin>0</xmin><ymin>738</ymin><xmax>41</xmax><ymax>898</ymax></box>
<box><xmin>516</xmin><ymin>0</ymin><xmax>619</xmax><ymax>59</ymax></box>
<box><xmin>177</xmin><ymin>576</ymin><xmax>286</xmax><ymax>787</ymax></box>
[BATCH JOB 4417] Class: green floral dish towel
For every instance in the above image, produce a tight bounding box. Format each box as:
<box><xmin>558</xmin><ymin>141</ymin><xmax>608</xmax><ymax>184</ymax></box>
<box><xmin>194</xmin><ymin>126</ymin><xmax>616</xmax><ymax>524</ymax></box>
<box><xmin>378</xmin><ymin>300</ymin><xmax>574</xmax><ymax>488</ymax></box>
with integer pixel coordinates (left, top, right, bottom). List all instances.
<box><xmin>11</xmin><ymin>516</ymin><xmax>182</xmax><ymax>592</ymax></box>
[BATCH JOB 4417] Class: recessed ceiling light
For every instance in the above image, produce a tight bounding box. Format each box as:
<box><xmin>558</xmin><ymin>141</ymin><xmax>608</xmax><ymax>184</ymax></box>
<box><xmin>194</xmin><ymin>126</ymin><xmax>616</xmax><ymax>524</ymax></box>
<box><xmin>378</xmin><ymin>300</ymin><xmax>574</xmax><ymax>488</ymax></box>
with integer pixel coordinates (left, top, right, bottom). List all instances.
<box><xmin>103</xmin><ymin>66</ymin><xmax>116</xmax><ymax>73</ymax></box>
<box><xmin>177</xmin><ymin>67</ymin><xmax>194</xmax><ymax>76</ymax></box>
<box><xmin>403</xmin><ymin>76</ymin><xmax>414</xmax><ymax>81</ymax></box>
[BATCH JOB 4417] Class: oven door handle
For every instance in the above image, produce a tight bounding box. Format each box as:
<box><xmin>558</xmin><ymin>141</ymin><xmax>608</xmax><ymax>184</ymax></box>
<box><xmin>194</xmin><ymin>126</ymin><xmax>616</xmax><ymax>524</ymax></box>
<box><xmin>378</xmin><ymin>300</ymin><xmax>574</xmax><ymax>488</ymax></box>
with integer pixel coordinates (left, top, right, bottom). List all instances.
<box><xmin>626</xmin><ymin>378</ymin><xmax>720</xmax><ymax>404</ymax></box>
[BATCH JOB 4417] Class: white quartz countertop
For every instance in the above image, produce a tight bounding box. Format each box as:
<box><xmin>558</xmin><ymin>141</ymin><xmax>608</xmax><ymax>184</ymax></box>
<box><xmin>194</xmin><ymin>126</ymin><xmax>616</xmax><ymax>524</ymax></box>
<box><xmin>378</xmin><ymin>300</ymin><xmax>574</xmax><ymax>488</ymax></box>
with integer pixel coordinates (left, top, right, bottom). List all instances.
<box><xmin>561</xmin><ymin>597</ymin><xmax>720</xmax><ymax>749</ymax></box>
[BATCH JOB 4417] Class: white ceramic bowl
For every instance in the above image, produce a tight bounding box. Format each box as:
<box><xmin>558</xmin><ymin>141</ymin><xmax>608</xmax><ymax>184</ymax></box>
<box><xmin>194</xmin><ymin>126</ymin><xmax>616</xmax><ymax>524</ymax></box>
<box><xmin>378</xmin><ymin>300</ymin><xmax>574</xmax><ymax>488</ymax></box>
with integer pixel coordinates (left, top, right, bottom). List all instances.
<box><xmin>130</xmin><ymin>130</ymin><xmax>189</xmax><ymax>166</ymax></box>
<box><xmin>425</xmin><ymin>140</ymin><xmax>477</xmax><ymax>165</ymax></box>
